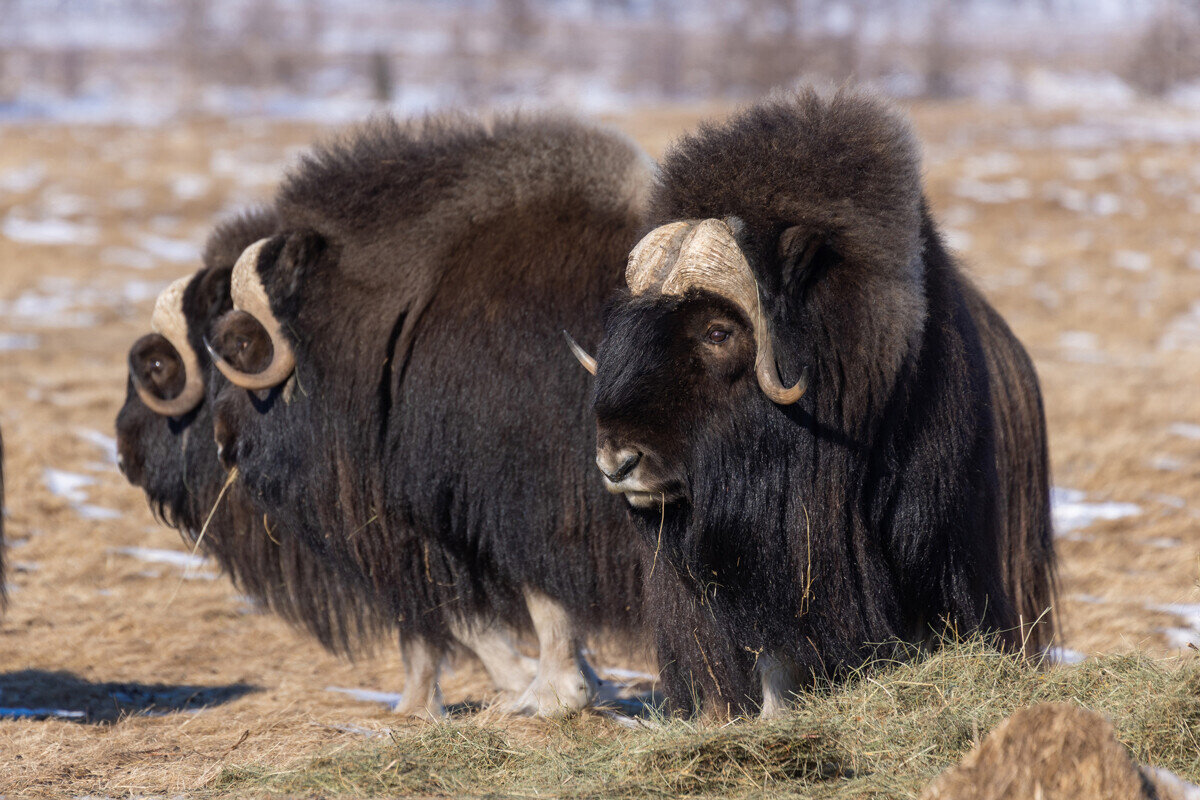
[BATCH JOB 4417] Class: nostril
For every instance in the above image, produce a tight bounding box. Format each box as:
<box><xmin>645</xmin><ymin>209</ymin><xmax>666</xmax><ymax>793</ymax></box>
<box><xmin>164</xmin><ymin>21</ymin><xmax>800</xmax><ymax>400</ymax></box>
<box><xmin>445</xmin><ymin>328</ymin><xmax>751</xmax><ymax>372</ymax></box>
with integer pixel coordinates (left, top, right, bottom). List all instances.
<box><xmin>602</xmin><ymin>450</ymin><xmax>642</xmax><ymax>483</ymax></box>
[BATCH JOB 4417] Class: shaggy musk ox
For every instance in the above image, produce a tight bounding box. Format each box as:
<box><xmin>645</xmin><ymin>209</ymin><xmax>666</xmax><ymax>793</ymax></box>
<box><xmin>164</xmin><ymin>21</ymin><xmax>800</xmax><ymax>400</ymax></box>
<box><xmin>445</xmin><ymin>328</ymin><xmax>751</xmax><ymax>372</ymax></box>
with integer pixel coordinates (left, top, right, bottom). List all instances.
<box><xmin>116</xmin><ymin>210</ymin><xmax>535</xmax><ymax>718</ymax></box>
<box><xmin>207</xmin><ymin>114</ymin><xmax>651</xmax><ymax>715</ymax></box>
<box><xmin>579</xmin><ymin>89</ymin><xmax>1056</xmax><ymax>717</ymax></box>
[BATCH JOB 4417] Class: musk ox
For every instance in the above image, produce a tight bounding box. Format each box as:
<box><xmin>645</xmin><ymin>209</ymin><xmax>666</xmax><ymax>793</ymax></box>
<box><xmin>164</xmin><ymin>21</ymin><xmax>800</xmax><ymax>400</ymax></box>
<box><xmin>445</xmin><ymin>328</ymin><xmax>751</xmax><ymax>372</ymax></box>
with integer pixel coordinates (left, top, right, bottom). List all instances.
<box><xmin>116</xmin><ymin>209</ymin><xmax>535</xmax><ymax>718</ymax></box>
<box><xmin>206</xmin><ymin>113</ymin><xmax>652</xmax><ymax>715</ymax></box>
<box><xmin>578</xmin><ymin>89</ymin><xmax>1056</xmax><ymax>717</ymax></box>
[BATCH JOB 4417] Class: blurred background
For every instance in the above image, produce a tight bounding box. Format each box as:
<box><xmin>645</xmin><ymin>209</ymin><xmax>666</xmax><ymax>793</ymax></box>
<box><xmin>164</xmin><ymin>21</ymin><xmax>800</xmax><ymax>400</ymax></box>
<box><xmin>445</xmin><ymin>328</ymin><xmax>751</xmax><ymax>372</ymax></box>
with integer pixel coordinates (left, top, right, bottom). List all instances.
<box><xmin>2</xmin><ymin>0</ymin><xmax>1200</xmax><ymax>123</ymax></box>
<box><xmin>3</xmin><ymin>2</ymin><xmax>1200</xmax><ymax>794</ymax></box>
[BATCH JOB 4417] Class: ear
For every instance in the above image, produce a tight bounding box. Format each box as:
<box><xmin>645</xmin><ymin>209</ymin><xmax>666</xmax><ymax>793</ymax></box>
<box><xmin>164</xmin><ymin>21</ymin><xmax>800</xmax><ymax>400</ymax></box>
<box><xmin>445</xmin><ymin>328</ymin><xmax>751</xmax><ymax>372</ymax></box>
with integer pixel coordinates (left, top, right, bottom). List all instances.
<box><xmin>262</xmin><ymin>228</ymin><xmax>328</xmax><ymax>303</ymax></box>
<box><xmin>193</xmin><ymin>266</ymin><xmax>233</xmax><ymax>321</ymax></box>
<box><xmin>778</xmin><ymin>225</ymin><xmax>836</xmax><ymax>293</ymax></box>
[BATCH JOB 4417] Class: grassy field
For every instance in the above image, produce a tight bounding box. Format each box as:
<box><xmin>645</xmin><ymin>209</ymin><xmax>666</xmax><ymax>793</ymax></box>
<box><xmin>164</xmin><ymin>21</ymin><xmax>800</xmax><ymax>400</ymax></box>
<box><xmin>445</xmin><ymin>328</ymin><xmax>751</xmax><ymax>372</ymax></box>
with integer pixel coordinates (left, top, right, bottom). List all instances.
<box><xmin>1</xmin><ymin>99</ymin><xmax>1199</xmax><ymax>797</ymax></box>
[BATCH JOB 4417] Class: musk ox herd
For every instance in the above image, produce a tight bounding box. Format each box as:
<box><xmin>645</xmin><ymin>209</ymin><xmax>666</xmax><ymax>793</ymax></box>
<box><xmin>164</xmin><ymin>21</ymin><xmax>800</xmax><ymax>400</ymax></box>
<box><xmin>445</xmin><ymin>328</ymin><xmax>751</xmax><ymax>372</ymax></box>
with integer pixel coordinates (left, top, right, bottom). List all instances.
<box><xmin>62</xmin><ymin>86</ymin><xmax>1051</xmax><ymax>720</ymax></box>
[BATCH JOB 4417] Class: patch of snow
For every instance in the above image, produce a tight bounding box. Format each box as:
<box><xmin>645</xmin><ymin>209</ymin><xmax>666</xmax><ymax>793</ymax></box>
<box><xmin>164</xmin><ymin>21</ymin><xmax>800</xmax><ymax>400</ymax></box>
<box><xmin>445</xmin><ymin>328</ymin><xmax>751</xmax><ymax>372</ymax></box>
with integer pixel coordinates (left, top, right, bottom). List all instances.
<box><xmin>1150</xmin><ymin>455</ymin><xmax>1187</xmax><ymax>472</ymax></box>
<box><xmin>953</xmin><ymin>177</ymin><xmax>1030</xmax><ymax>204</ymax></box>
<box><xmin>1169</xmin><ymin>423</ymin><xmax>1200</xmax><ymax>441</ymax></box>
<box><xmin>1112</xmin><ymin>250</ymin><xmax>1150</xmax><ymax>272</ymax></box>
<box><xmin>44</xmin><ymin>468</ymin><xmax>94</xmax><ymax>503</ymax></box>
<box><xmin>1051</xmin><ymin>487</ymin><xmax>1140</xmax><ymax>534</ymax></box>
<box><xmin>599</xmin><ymin>667</ymin><xmax>658</xmax><ymax>682</ymax></box>
<box><xmin>1152</xmin><ymin>603</ymin><xmax>1200</xmax><ymax>649</ymax></box>
<box><xmin>1044</xmin><ymin>646</ymin><xmax>1086</xmax><ymax>665</ymax></box>
<box><xmin>1073</xmin><ymin>594</ymin><xmax>1107</xmax><ymax>605</ymax></box>
<box><xmin>110</xmin><ymin>546</ymin><xmax>210</xmax><ymax>570</ymax></box>
<box><xmin>0</xmin><ymin>333</ymin><xmax>39</xmax><ymax>351</ymax></box>
<box><xmin>76</xmin><ymin>429</ymin><xmax>118</xmax><ymax>464</ymax></box>
<box><xmin>1146</xmin><ymin>537</ymin><xmax>1183</xmax><ymax>549</ymax></box>
<box><xmin>326</xmin><ymin>686</ymin><xmax>404</xmax><ymax>709</ymax></box>
<box><xmin>0</xmin><ymin>162</ymin><xmax>47</xmax><ymax>194</ymax></box>
<box><xmin>74</xmin><ymin>504</ymin><xmax>122</xmax><ymax>521</ymax></box>
<box><xmin>2</xmin><ymin>213</ymin><xmax>99</xmax><ymax>246</ymax></box>
<box><xmin>137</xmin><ymin>234</ymin><xmax>198</xmax><ymax>264</ymax></box>
<box><xmin>171</xmin><ymin>174</ymin><xmax>211</xmax><ymax>201</ymax></box>
<box><xmin>0</xmin><ymin>707</ymin><xmax>85</xmax><ymax>720</ymax></box>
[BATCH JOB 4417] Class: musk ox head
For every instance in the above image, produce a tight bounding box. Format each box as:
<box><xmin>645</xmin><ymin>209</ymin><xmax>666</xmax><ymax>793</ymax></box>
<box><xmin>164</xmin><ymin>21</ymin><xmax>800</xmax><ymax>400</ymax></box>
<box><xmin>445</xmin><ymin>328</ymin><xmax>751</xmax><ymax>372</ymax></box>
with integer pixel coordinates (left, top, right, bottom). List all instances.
<box><xmin>581</xmin><ymin>89</ymin><xmax>926</xmax><ymax>520</ymax></box>
<box><xmin>115</xmin><ymin>210</ymin><xmax>273</xmax><ymax>526</ymax></box>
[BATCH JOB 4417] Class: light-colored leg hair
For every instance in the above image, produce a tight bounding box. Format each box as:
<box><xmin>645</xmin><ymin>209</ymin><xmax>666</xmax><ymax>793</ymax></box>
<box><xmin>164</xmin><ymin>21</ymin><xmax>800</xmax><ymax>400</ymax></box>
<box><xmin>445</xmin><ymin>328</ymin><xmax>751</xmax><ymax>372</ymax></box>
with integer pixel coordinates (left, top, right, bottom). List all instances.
<box><xmin>758</xmin><ymin>653</ymin><xmax>800</xmax><ymax>720</ymax></box>
<box><xmin>510</xmin><ymin>588</ymin><xmax>598</xmax><ymax>717</ymax></box>
<box><xmin>391</xmin><ymin>637</ymin><xmax>446</xmax><ymax>720</ymax></box>
<box><xmin>449</xmin><ymin>618</ymin><xmax>538</xmax><ymax>696</ymax></box>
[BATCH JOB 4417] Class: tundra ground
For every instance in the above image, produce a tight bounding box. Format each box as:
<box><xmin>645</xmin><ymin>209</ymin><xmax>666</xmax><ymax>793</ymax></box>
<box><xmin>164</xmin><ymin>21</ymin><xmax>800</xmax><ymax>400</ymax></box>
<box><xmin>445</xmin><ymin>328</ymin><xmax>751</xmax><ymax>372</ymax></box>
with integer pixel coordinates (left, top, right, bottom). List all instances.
<box><xmin>1</xmin><ymin>101</ymin><xmax>1199</xmax><ymax>797</ymax></box>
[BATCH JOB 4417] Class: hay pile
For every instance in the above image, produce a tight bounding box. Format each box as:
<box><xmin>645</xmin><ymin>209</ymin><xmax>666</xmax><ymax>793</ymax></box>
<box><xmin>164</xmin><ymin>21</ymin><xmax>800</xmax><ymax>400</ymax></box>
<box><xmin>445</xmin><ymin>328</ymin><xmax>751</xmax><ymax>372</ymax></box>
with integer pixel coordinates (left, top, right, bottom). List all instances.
<box><xmin>213</xmin><ymin>639</ymin><xmax>1200</xmax><ymax>798</ymax></box>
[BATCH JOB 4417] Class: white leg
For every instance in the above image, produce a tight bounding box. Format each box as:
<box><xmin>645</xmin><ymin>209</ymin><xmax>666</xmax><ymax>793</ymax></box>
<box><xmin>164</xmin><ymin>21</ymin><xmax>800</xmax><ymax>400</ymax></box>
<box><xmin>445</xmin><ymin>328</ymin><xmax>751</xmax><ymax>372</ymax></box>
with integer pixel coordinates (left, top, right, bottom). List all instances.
<box><xmin>391</xmin><ymin>637</ymin><xmax>446</xmax><ymax>720</ymax></box>
<box><xmin>449</xmin><ymin>618</ymin><xmax>538</xmax><ymax>695</ymax></box>
<box><xmin>510</xmin><ymin>588</ymin><xmax>598</xmax><ymax>717</ymax></box>
<box><xmin>758</xmin><ymin>653</ymin><xmax>799</xmax><ymax>720</ymax></box>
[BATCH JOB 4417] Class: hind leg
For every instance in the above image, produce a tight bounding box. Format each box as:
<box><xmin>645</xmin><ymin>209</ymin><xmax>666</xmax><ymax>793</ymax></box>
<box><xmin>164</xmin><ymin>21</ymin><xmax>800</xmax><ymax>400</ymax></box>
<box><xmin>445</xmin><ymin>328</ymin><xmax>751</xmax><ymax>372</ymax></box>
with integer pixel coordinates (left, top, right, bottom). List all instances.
<box><xmin>450</xmin><ymin>618</ymin><xmax>538</xmax><ymax>695</ymax></box>
<box><xmin>509</xmin><ymin>588</ymin><xmax>598</xmax><ymax>716</ymax></box>
<box><xmin>392</xmin><ymin>637</ymin><xmax>446</xmax><ymax>720</ymax></box>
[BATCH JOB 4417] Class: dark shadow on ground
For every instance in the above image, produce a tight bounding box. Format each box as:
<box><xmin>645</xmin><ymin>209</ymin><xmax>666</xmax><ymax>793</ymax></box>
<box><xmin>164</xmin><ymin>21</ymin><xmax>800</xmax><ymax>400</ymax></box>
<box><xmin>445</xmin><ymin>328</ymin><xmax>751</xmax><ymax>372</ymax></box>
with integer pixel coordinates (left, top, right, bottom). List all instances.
<box><xmin>0</xmin><ymin>669</ymin><xmax>257</xmax><ymax>723</ymax></box>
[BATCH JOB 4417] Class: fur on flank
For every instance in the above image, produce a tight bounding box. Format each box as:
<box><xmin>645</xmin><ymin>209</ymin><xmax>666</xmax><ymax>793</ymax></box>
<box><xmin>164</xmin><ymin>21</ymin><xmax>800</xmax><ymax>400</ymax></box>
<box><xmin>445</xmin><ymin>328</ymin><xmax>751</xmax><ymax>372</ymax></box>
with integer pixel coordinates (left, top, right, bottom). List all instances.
<box><xmin>592</xmin><ymin>87</ymin><xmax>1055</xmax><ymax>715</ymax></box>
<box><xmin>209</xmin><ymin>113</ymin><xmax>651</xmax><ymax>655</ymax></box>
<box><xmin>115</xmin><ymin>208</ymin><xmax>389</xmax><ymax>657</ymax></box>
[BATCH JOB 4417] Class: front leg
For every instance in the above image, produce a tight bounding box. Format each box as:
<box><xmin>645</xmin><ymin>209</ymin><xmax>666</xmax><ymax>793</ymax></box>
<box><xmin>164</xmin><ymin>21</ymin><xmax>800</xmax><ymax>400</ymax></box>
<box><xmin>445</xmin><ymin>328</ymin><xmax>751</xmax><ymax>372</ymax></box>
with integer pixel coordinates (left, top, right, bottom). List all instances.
<box><xmin>509</xmin><ymin>588</ymin><xmax>598</xmax><ymax>717</ymax></box>
<box><xmin>392</xmin><ymin>636</ymin><xmax>446</xmax><ymax>720</ymax></box>
<box><xmin>757</xmin><ymin>653</ymin><xmax>801</xmax><ymax>720</ymax></box>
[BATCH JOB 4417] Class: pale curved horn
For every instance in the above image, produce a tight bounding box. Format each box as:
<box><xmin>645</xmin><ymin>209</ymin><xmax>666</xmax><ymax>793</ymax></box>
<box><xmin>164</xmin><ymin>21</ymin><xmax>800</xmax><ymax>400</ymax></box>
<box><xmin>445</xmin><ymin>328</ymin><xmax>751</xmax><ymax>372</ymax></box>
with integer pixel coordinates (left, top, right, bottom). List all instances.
<box><xmin>133</xmin><ymin>275</ymin><xmax>206</xmax><ymax>417</ymax></box>
<box><xmin>626</xmin><ymin>221</ymin><xmax>691</xmax><ymax>295</ymax></box>
<box><xmin>562</xmin><ymin>330</ymin><xmax>597</xmax><ymax>375</ymax></box>
<box><xmin>660</xmin><ymin>219</ymin><xmax>807</xmax><ymax>406</ymax></box>
<box><xmin>209</xmin><ymin>238</ymin><xmax>296</xmax><ymax>390</ymax></box>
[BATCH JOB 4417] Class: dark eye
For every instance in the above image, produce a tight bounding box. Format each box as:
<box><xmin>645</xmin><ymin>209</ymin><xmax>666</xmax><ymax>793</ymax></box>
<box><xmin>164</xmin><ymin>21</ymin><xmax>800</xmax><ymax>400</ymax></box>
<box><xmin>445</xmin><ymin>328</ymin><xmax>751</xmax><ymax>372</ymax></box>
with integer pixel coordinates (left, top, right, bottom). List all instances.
<box><xmin>150</xmin><ymin>359</ymin><xmax>163</xmax><ymax>372</ymax></box>
<box><xmin>707</xmin><ymin>327</ymin><xmax>729</xmax><ymax>344</ymax></box>
<box><xmin>237</xmin><ymin>337</ymin><xmax>249</xmax><ymax>351</ymax></box>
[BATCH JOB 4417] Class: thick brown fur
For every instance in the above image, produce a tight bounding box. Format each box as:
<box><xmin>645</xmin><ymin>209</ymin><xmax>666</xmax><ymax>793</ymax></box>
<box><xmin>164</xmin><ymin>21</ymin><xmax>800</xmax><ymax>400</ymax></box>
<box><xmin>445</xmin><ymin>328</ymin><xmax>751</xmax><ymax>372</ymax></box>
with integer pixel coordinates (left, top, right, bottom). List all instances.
<box><xmin>209</xmin><ymin>114</ymin><xmax>651</xmax><ymax>656</ymax></box>
<box><xmin>592</xmin><ymin>88</ymin><xmax>1056</xmax><ymax>714</ymax></box>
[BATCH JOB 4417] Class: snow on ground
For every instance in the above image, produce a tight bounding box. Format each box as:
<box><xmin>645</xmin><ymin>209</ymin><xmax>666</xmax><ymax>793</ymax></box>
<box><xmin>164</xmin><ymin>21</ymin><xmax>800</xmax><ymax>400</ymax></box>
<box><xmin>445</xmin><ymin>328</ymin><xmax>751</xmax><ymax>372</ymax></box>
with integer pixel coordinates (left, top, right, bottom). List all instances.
<box><xmin>1051</xmin><ymin>487</ymin><xmax>1140</xmax><ymax>536</ymax></box>
<box><xmin>1151</xmin><ymin>603</ymin><xmax>1200</xmax><ymax>650</ymax></box>
<box><xmin>109</xmin><ymin>546</ymin><xmax>210</xmax><ymax>571</ymax></box>
<box><xmin>43</xmin><ymin>468</ymin><xmax>122</xmax><ymax>521</ymax></box>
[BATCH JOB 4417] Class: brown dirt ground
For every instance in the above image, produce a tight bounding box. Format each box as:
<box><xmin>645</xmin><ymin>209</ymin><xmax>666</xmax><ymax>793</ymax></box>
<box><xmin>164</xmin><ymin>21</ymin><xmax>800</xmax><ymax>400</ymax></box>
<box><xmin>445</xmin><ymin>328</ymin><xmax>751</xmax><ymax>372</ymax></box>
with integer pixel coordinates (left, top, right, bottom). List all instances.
<box><xmin>0</xmin><ymin>101</ymin><xmax>1198</xmax><ymax>797</ymax></box>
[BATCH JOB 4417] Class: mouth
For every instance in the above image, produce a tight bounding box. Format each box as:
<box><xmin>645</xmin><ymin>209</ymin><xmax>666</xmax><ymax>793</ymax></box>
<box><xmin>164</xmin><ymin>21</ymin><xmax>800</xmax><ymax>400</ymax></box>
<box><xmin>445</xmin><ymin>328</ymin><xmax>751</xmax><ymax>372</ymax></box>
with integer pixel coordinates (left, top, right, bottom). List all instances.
<box><xmin>601</xmin><ymin>477</ymin><xmax>684</xmax><ymax>509</ymax></box>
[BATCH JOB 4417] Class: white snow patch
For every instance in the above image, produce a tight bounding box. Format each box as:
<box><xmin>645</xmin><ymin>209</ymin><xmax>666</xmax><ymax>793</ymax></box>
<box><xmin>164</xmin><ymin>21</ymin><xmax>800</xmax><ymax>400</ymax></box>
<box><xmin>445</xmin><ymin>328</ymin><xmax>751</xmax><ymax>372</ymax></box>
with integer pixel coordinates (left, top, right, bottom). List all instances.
<box><xmin>1051</xmin><ymin>487</ymin><xmax>1140</xmax><ymax>534</ymax></box>
<box><xmin>942</xmin><ymin>229</ymin><xmax>972</xmax><ymax>252</ymax></box>
<box><xmin>1112</xmin><ymin>250</ymin><xmax>1150</xmax><ymax>272</ymax></box>
<box><xmin>953</xmin><ymin>177</ymin><xmax>1030</xmax><ymax>204</ymax></box>
<box><xmin>2</xmin><ymin>213</ymin><xmax>99</xmax><ymax>246</ymax></box>
<box><xmin>1146</xmin><ymin>537</ymin><xmax>1183</xmax><ymax>549</ymax></box>
<box><xmin>0</xmin><ymin>162</ymin><xmax>47</xmax><ymax>194</ymax></box>
<box><xmin>171</xmin><ymin>174</ymin><xmax>211</xmax><ymax>201</ymax></box>
<box><xmin>1169</xmin><ymin>423</ymin><xmax>1200</xmax><ymax>440</ymax></box>
<box><xmin>44</xmin><ymin>468</ymin><xmax>94</xmax><ymax>503</ymax></box>
<box><xmin>76</xmin><ymin>429</ymin><xmax>118</xmax><ymax>464</ymax></box>
<box><xmin>0</xmin><ymin>333</ymin><xmax>39</xmax><ymax>351</ymax></box>
<box><xmin>326</xmin><ymin>686</ymin><xmax>404</xmax><ymax>709</ymax></box>
<box><xmin>1150</xmin><ymin>455</ymin><xmax>1187</xmax><ymax>472</ymax></box>
<box><xmin>1152</xmin><ymin>603</ymin><xmax>1200</xmax><ymax>649</ymax></box>
<box><xmin>74</xmin><ymin>504</ymin><xmax>123</xmax><ymax>521</ymax></box>
<box><xmin>1044</xmin><ymin>646</ymin><xmax>1086</xmax><ymax>665</ymax></box>
<box><xmin>0</xmin><ymin>707</ymin><xmax>85</xmax><ymax>720</ymax></box>
<box><xmin>110</xmin><ymin>546</ymin><xmax>210</xmax><ymax>571</ymax></box>
<box><xmin>599</xmin><ymin>667</ymin><xmax>658</xmax><ymax>682</ymax></box>
<box><xmin>137</xmin><ymin>234</ymin><xmax>198</xmax><ymax>264</ymax></box>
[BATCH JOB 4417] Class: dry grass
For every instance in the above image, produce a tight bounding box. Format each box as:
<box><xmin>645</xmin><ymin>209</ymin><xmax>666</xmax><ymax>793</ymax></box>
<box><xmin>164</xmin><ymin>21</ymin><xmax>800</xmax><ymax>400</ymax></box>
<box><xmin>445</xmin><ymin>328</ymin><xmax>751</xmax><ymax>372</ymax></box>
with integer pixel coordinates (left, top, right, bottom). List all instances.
<box><xmin>210</xmin><ymin>639</ymin><xmax>1200</xmax><ymax>799</ymax></box>
<box><xmin>1</xmin><ymin>99</ymin><xmax>1199</xmax><ymax>796</ymax></box>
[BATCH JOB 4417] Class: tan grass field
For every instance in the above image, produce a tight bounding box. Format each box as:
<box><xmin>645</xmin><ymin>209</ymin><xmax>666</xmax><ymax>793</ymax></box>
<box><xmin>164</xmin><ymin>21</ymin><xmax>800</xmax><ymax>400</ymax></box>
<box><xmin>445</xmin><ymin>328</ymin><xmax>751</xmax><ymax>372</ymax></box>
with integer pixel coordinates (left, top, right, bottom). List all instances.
<box><xmin>0</xmin><ymin>101</ymin><xmax>1198</xmax><ymax>798</ymax></box>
